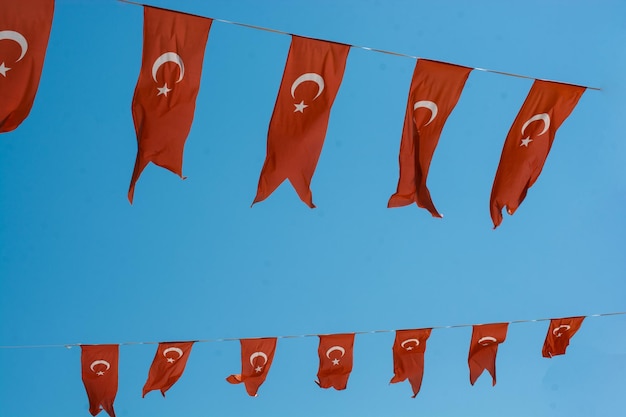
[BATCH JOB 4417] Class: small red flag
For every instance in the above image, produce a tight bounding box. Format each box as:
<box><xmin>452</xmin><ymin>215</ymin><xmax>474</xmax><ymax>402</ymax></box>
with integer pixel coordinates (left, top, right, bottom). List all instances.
<box><xmin>226</xmin><ymin>338</ymin><xmax>277</xmax><ymax>397</ymax></box>
<box><xmin>542</xmin><ymin>316</ymin><xmax>585</xmax><ymax>358</ymax></box>
<box><xmin>388</xmin><ymin>60</ymin><xmax>471</xmax><ymax>217</ymax></box>
<box><xmin>389</xmin><ymin>328</ymin><xmax>432</xmax><ymax>397</ymax></box>
<box><xmin>0</xmin><ymin>0</ymin><xmax>54</xmax><ymax>133</ymax></box>
<box><xmin>253</xmin><ymin>36</ymin><xmax>350</xmax><ymax>208</ymax></box>
<box><xmin>315</xmin><ymin>333</ymin><xmax>355</xmax><ymax>390</ymax></box>
<box><xmin>490</xmin><ymin>80</ymin><xmax>585</xmax><ymax>228</ymax></box>
<box><xmin>142</xmin><ymin>341</ymin><xmax>194</xmax><ymax>397</ymax></box>
<box><xmin>468</xmin><ymin>323</ymin><xmax>508</xmax><ymax>386</ymax></box>
<box><xmin>81</xmin><ymin>344</ymin><xmax>118</xmax><ymax>417</ymax></box>
<box><xmin>128</xmin><ymin>6</ymin><xmax>212</xmax><ymax>203</ymax></box>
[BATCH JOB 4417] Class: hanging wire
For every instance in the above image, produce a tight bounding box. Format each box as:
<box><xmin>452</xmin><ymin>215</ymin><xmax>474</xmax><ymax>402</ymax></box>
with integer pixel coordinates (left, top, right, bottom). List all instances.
<box><xmin>117</xmin><ymin>0</ymin><xmax>601</xmax><ymax>91</ymax></box>
<box><xmin>1</xmin><ymin>311</ymin><xmax>623</xmax><ymax>349</ymax></box>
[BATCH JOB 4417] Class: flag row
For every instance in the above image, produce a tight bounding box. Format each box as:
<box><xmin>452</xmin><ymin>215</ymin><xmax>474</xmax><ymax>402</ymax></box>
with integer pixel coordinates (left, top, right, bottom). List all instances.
<box><xmin>80</xmin><ymin>316</ymin><xmax>584</xmax><ymax>417</ymax></box>
<box><xmin>1</xmin><ymin>1</ymin><xmax>588</xmax><ymax>228</ymax></box>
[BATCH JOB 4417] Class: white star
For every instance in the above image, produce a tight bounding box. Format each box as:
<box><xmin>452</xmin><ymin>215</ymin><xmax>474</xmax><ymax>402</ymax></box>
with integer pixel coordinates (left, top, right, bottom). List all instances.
<box><xmin>0</xmin><ymin>62</ymin><xmax>11</xmax><ymax>77</ymax></box>
<box><xmin>294</xmin><ymin>100</ymin><xmax>308</xmax><ymax>113</ymax></box>
<box><xmin>520</xmin><ymin>137</ymin><xmax>533</xmax><ymax>147</ymax></box>
<box><xmin>255</xmin><ymin>366</ymin><xmax>263</xmax><ymax>373</ymax></box>
<box><xmin>166</xmin><ymin>357</ymin><xmax>175</xmax><ymax>363</ymax></box>
<box><xmin>96</xmin><ymin>371</ymin><xmax>105</xmax><ymax>376</ymax></box>
<box><xmin>332</xmin><ymin>358</ymin><xmax>340</xmax><ymax>366</ymax></box>
<box><xmin>157</xmin><ymin>83</ymin><xmax>172</xmax><ymax>96</ymax></box>
<box><xmin>405</xmin><ymin>346</ymin><xmax>414</xmax><ymax>351</ymax></box>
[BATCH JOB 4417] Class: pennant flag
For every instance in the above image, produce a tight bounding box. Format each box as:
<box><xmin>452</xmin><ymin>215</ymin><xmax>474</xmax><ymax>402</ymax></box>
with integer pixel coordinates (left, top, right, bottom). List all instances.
<box><xmin>128</xmin><ymin>6</ymin><xmax>212</xmax><ymax>203</ymax></box>
<box><xmin>142</xmin><ymin>341</ymin><xmax>194</xmax><ymax>397</ymax></box>
<box><xmin>388</xmin><ymin>60</ymin><xmax>472</xmax><ymax>217</ymax></box>
<box><xmin>253</xmin><ymin>36</ymin><xmax>350</xmax><ymax>208</ymax></box>
<box><xmin>315</xmin><ymin>333</ymin><xmax>355</xmax><ymax>390</ymax></box>
<box><xmin>226</xmin><ymin>338</ymin><xmax>277</xmax><ymax>397</ymax></box>
<box><xmin>490</xmin><ymin>80</ymin><xmax>586</xmax><ymax>228</ymax></box>
<box><xmin>0</xmin><ymin>0</ymin><xmax>54</xmax><ymax>133</ymax></box>
<box><xmin>81</xmin><ymin>344</ymin><xmax>119</xmax><ymax>417</ymax></box>
<box><xmin>389</xmin><ymin>328</ymin><xmax>432</xmax><ymax>397</ymax></box>
<box><xmin>542</xmin><ymin>316</ymin><xmax>585</xmax><ymax>358</ymax></box>
<box><xmin>468</xmin><ymin>323</ymin><xmax>508</xmax><ymax>386</ymax></box>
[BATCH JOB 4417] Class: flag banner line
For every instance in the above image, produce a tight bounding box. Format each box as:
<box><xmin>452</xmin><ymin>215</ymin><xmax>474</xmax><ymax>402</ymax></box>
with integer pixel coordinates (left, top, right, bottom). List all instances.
<box><xmin>0</xmin><ymin>311</ymin><xmax>622</xmax><ymax>349</ymax></box>
<box><xmin>116</xmin><ymin>0</ymin><xmax>601</xmax><ymax>91</ymax></box>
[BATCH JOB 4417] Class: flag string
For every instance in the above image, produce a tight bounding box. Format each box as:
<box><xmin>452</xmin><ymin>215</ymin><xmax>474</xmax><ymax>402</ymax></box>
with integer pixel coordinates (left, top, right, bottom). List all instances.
<box><xmin>1</xmin><ymin>311</ymin><xmax>623</xmax><ymax>349</ymax></box>
<box><xmin>116</xmin><ymin>0</ymin><xmax>601</xmax><ymax>91</ymax></box>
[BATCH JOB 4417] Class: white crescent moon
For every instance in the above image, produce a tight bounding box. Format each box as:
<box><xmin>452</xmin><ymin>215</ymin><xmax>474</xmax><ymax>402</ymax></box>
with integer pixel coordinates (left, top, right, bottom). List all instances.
<box><xmin>163</xmin><ymin>347</ymin><xmax>184</xmax><ymax>359</ymax></box>
<box><xmin>413</xmin><ymin>100</ymin><xmax>438</xmax><ymax>126</ymax></box>
<box><xmin>152</xmin><ymin>52</ymin><xmax>185</xmax><ymax>83</ymax></box>
<box><xmin>290</xmin><ymin>73</ymin><xmax>325</xmax><ymax>100</ymax></box>
<box><xmin>400</xmin><ymin>338</ymin><xmax>420</xmax><ymax>349</ymax></box>
<box><xmin>0</xmin><ymin>30</ymin><xmax>28</xmax><ymax>61</ymax></box>
<box><xmin>521</xmin><ymin>113</ymin><xmax>550</xmax><ymax>136</ymax></box>
<box><xmin>478</xmin><ymin>336</ymin><xmax>498</xmax><ymax>346</ymax></box>
<box><xmin>90</xmin><ymin>360</ymin><xmax>111</xmax><ymax>372</ymax></box>
<box><xmin>325</xmin><ymin>345</ymin><xmax>346</xmax><ymax>359</ymax></box>
<box><xmin>249</xmin><ymin>351</ymin><xmax>268</xmax><ymax>367</ymax></box>
<box><xmin>553</xmin><ymin>325</ymin><xmax>571</xmax><ymax>336</ymax></box>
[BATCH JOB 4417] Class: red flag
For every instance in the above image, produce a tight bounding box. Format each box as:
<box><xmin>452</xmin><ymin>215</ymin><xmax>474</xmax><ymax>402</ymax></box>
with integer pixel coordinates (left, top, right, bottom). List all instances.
<box><xmin>226</xmin><ymin>338</ymin><xmax>277</xmax><ymax>396</ymax></box>
<box><xmin>389</xmin><ymin>328</ymin><xmax>432</xmax><ymax>397</ymax></box>
<box><xmin>388</xmin><ymin>60</ymin><xmax>471</xmax><ymax>217</ymax></box>
<box><xmin>490</xmin><ymin>80</ymin><xmax>585</xmax><ymax>228</ymax></box>
<box><xmin>142</xmin><ymin>341</ymin><xmax>194</xmax><ymax>397</ymax></box>
<box><xmin>315</xmin><ymin>333</ymin><xmax>355</xmax><ymax>390</ymax></box>
<box><xmin>81</xmin><ymin>344</ymin><xmax>118</xmax><ymax>417</ymax></box>
<box><xmin>542</xmin><ymin>316</ymin><xmax>585</xmax><ymax>358</ymax></box>
<box><xmin>0</xmin><ymin>0</ymin><xmax>54</xmax><ymax>133</ymax></box>
<box><xmin>468</xmin><ymin>323</ymin><xmax>508</xmax><ymax>386</ymax></box>
<box><xmin>128</xmin><ymin>6</ymin><xmax>212</xmax><ymax>203</ymax></box>
<box><xmin>253</xmin><ymin>36</ymin><xmax>350</xmax><ymax>208</ymax></box>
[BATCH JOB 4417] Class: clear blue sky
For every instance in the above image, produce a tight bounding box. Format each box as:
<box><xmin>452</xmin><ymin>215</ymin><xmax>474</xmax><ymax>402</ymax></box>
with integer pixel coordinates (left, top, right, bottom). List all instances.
<box><xmin>1</xmin><ymin>1</ymin><xmax>625</xmax><ymax>416</ymax></box>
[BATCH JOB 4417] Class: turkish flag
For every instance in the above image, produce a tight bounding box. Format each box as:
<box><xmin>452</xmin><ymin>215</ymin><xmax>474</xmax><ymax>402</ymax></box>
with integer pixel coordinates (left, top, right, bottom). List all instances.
<box><xmin>253</xmin><ymin>36</ymin><xmax>350</xmax><ymax>208</ymax></box>
<box><xmin>142</xmin><ymin>341</ymin><xmax>194</xmax><ymax>397</ymax></box>
<box><xmin>542</xmin><ymin>316</ymin><xmax>585</xmax><ymax>358</ymax></box>
<box><xmin>128</xmin><ymin>6</ymin><xmax>212</xmax><ymax>203</ymax></box>
<box><xmin>0</xmin><ymin>0</ymin><xmax>54</xmax><ymax>133</ymax></box>
<box><xmin>388</xmin><ymin>60</ymin><xmax>471</xmax><ymax>217</ymax></box>
<box><xmin>490</xmin><ymin>80</ymin><xmax>585</xmax><ymax>228</ymax></box>
<box><xmin>389</xmin><ymin>328</ymin><xmax>431</xmax><ymax>397</ymax></box>
<box><xmin>315</xmin><ymin>333</ymin><xmax>355</xmax><ymax>390</ymax></box>
<box><xmin>468</xmin><ymin>323</ymin><xmax>508</xmax><ymax>386</ymax></box>
<box><xmin>81</xmin><ymin>344</ymin><xmax>118</xmax><ymax>417</ymax></box>
<box><xmin>226</xmin><ymin>338</ymin><xmax>277</xmax><ymax>396</ymax></box>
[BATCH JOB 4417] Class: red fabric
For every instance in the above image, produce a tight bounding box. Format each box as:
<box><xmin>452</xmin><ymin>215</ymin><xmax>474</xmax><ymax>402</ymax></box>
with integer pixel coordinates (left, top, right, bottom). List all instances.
<box><xmin>142</xmin><ymin>341</ymin><xmax>194</xmax><ymax>397</ymax></box>
<box><xmin>388</xmin><ymin>60</ymin><xmax>471</xmax><ymax>217</ymax></box>
<box><xmin>468</xmin><ymin>323</ymin><xmax>508</xmax><ymax>386</ymax></box>
<box><xmin>389</xmin><ymin>328</ymin><xmax>432</xmax><ymax>397</ymax></box>
<box><xmin>128</xmin><ymin>6</ymin><xmax>212</xmax><ymax>203</ymax></box>
<box><xmin>81</xmin><ymin>344</ymin><xmax>118</xmax><ymax>417</ymax></box>
<box><xmin>226</xmin><ymin>338</ymin><xmax>277</xmax><ymax>396</ymax></box>
<box><xmin>315</xmin><ymin>333</ymin><xmax>355</xmax><ymax>390</ymax></box>
<box><xmin>253</xmin><ymin>36</ymin><xmax>350</xmax><ymax>208</ymax></box>
<box><xmin>0</xmin><ymin>0</ymin><xmax>54</xmax><ymax>133</ymax></box>
<box><xmin>542</xmin><ymin>316</ymin><xmax>585</xmax><ymax>358</ymax></box>
<box><xmin>490</xmin><ymin>80</ymin><xmax>586</xmax><ymax>228</ymax></box>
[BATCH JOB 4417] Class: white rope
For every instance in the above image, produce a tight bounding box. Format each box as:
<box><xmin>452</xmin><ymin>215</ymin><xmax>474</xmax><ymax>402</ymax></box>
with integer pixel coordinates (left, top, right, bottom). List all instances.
<box><xmin>1</xmin><ymin>311</ymin><xmax>622</xmax><ymax>349</ymax></box>
<box><xmin>117</xmin><ymin>0</ymin><xmax>601</xmax><ymax>91</ymax></box>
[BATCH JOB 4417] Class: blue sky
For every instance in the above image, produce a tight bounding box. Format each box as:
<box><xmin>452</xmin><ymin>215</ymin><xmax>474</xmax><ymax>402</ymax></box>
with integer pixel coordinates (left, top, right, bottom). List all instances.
<box><xmin>1</xmin><ymin>0</ymin><xmax>625</xmax><ymax>416</ymax></box>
